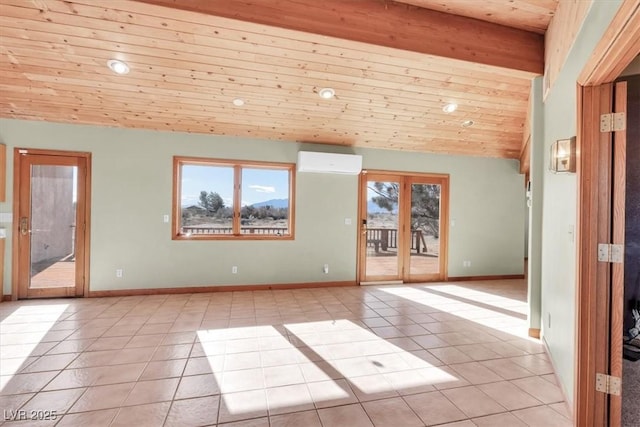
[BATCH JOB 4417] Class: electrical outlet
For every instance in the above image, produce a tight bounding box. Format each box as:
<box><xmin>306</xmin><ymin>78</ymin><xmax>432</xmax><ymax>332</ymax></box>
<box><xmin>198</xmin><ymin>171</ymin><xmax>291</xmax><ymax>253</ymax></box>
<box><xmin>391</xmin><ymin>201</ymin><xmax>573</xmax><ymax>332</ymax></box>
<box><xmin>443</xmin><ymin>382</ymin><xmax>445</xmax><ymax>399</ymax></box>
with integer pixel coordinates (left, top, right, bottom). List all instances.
<box><xmin>344</xmin><ymin>218</ymin><xmax>352</xmax><ymax>225</ymax></box>
<box><xmin>163</xmin><ymin>214</ymin><xmax>169</xmax><ymax>223</ymax></box>
<box><xmin>323</xmin><ymin>264</ymin><xmax>329</xmax><ymax>274</ymax></box>
<box><xmin>116</xmin><ymin>269</ymin><xmax>123</xmax><ymax>278</ymax></box>
<box><xmin>232</xmin><ymin>266</ymin><xmax>238</xmax><ymax>274</ymax></box>
<box><xmin>463</xmin><ymin>261</ymin><xmax>471</xmax><ymax>268</ymax></box>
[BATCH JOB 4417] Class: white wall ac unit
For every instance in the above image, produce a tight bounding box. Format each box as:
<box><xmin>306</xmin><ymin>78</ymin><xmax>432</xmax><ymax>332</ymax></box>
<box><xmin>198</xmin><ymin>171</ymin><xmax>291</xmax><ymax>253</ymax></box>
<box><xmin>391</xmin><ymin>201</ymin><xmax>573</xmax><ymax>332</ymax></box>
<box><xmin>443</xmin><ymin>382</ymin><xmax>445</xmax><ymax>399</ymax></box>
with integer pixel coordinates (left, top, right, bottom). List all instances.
<box><xmin>297</xmin><ymin>151</ymin><xmax>363</xmax><ymax>175</ymax></box>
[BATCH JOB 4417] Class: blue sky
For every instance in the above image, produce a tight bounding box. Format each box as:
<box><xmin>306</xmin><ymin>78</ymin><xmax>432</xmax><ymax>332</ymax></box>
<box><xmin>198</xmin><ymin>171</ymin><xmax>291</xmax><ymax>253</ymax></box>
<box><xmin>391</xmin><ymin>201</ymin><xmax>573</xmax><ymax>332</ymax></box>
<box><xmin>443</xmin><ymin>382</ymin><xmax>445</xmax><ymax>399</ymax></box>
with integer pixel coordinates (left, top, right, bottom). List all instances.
<box><xmin>181</xmin><ymin>165</ymin><xmax>289</xmax><ymax>207</ymax></box>
<box><xmin>367</xmin><ymin>183</ymin><xmax>398</xmax><ymax>213</ymax></box>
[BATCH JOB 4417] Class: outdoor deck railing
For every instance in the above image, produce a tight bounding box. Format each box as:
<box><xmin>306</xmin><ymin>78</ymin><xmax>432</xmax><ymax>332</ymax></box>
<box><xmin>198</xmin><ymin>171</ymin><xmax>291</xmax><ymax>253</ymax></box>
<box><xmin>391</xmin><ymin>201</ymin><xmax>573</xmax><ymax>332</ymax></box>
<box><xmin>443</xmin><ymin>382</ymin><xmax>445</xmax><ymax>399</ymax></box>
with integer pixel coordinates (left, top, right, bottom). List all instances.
<box><xmin>182</xmin><ymin>226</ymin><xmax>426</xmax><ymax>249</ymax></box>
<box><xmin>366</xmin><ymin>228</ymin><xmax>429</xmax><ymax>253</ymax></box>
<box><xmin>182</xmin><ymin>226</ymin><xmax>289</xmax><ymax>235</ymax></box>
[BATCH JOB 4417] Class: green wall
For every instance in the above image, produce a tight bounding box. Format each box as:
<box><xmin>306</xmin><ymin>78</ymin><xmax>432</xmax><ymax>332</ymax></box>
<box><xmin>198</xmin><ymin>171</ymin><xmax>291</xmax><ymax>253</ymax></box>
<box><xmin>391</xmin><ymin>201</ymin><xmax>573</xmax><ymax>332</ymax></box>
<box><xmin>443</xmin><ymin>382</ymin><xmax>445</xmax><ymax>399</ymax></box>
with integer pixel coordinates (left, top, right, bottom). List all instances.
<box><xmin>0</xmin><ymin>119</ymin><xmax>524</xmax><ymax>294</ymax></box>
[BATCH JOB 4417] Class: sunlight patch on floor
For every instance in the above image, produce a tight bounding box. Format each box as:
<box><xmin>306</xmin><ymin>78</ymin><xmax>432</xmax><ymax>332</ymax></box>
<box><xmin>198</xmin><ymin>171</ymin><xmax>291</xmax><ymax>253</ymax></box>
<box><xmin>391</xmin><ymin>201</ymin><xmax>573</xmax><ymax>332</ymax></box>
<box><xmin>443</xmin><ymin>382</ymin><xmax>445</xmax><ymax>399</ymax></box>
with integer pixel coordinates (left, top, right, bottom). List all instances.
<box><xmin>285</xmin><ymin>319</ymin><xmax>459</xmax><ymax>391</ymax></box>
<box><xmin>428</xmin><ymin>284</ymin><xmax>526</xmax><ymax>311</ymax></box>
<box><xmin>377</xmin><ymin>286</ymin><xmax>528</xmax><ymax>338</ymax></box>
<box><xmin>197</xmin><ymin>319</ymin><xmax>458</xmax><ymax>414</ymax></box>
<box><xmin>0</xmin><ymin>304</ymin><xmax>69</xmax><ymax>390</ymax></box>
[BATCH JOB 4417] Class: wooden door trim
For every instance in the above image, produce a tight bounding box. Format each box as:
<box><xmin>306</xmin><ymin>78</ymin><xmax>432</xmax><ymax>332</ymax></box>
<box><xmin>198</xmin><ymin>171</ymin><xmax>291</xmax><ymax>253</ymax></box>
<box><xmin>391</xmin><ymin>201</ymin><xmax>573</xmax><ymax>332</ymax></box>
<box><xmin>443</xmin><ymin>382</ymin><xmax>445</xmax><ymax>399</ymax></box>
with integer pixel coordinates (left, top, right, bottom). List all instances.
<box><xmin>357</xmin><ymin>170</ymin><xmax>449</xmax><ymax>283</ymax></box>
<box><xmin>578</xmin><ymin>0</ymin><xmax>640</xmax><ymax>86</ymax></box>
<box><xmin>575</xmin><ymin>2</ymin><xmax>639</xmax><ymax>424</ymax></box>
<box><xmin>440</xmin><ymin>177</ymin><xmax>449</xmax><ymax>281</ymax></box>
<box><xmin>403</xmin><ymin>175</ymin><xmax>449</xmax><ymax>283</ymax></box>
<box><xmin>363</xmin><ymin>169</ymin><xmax>450</xmax><ymax>180</ymax></box>
<box><xmin>359</xmin><ymin>172</ymin><xmax>404</xmax><ymax>282</ymax></box>
<box><xmin>11</xmin><ymin>148</ymin><xmax>91</xmax><ymax>300</ymax></box>
<box><xmin>576</xmin><ymin>83</ymin><xmax>614</xmax><ymax>427</ymax></box>
<box><xmin>608</xmin><ymin>80</ymin><xmax>627</xmax><ymax>427</ymax></box>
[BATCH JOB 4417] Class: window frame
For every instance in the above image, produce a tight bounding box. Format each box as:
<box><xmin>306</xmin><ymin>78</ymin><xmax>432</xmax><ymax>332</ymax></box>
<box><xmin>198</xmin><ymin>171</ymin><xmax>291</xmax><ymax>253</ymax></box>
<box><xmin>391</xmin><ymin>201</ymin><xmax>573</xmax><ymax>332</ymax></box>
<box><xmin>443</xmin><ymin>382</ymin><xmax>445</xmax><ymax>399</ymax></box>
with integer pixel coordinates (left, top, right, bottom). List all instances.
<box><xmin>172</xmin><ymin>156</ymin><xmax>296</xmax><ymax>240</ymax></box>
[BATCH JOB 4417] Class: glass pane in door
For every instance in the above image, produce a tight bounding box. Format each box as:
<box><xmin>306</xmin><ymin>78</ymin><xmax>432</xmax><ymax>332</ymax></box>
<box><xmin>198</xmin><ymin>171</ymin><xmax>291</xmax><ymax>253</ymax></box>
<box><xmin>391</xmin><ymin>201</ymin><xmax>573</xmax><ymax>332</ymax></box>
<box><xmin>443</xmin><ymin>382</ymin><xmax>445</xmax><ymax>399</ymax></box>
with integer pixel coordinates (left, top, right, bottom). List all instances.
<box><xmin>29</xmin><ymin>165</ymin><xmax>77</xmax><ymax>289</ymax></box>
<box><xmin>365</xmin><ymin>180</ymin><xmax>400</xmax><ymax>278</ymax></box>
<box><xmin>409</xmin><ymin>183</ymin><xmax>441</xmax><ymax>276</ymax></box>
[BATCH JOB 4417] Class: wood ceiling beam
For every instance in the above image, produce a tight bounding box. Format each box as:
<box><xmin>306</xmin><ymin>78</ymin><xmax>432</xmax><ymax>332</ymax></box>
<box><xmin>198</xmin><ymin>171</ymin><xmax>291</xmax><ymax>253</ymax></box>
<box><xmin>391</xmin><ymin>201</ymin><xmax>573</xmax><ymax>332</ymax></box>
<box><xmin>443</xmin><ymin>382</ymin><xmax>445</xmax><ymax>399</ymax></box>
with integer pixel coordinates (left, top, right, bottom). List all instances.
<box><xmin>519</xmin><ymin>92</ymin><xmax>532</xmax><ymax>175</ymax></box>
<box><xmin>133</xmin><ymin>0</ymin><xmax>544</xmax><ymax>76</ymax></box>
<box><xmin>519</xmin><ymin>136</ymin><xmax>531</xmax><ymax>175</ymax></box>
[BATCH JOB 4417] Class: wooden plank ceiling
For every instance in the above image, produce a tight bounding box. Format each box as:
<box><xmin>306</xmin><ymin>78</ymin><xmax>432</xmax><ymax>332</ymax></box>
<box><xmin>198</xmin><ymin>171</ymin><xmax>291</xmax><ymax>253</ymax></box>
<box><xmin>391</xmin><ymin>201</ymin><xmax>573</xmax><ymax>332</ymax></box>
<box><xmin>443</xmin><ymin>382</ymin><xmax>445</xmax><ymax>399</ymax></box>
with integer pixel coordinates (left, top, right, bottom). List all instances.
<box><xmin>394</xmin><ymin>0</ymin><xmax>559</xmax><ymax>34</ymax></box>
<box><xmin>0</xmin><ymin>0</ymin><xmax>555</xmax><ymax>159</ymax></box>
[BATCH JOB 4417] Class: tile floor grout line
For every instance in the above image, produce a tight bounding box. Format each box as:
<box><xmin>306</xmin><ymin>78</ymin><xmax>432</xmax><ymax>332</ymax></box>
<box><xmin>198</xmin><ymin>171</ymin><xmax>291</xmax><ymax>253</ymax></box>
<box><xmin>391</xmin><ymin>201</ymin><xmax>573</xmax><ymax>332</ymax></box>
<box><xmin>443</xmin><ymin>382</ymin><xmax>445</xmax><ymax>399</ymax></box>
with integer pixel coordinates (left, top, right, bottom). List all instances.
<box><xmin>1</xmin><ymin>281</ymin><xmax>571</xmax><ymax>427</ymax></box>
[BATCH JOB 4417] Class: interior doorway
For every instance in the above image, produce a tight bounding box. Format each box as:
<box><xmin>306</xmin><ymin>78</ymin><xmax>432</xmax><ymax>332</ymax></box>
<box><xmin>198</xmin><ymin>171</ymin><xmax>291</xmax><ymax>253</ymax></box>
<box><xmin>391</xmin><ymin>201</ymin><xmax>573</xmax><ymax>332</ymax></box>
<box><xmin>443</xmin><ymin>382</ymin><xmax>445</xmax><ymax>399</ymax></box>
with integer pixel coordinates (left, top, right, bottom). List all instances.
<box><xmin>358</xmin><ymin>171</ymin><xmax>449</xmax><ymax>284</ymax></box>
<box><xmin>12</xmin><ymin>148</ymin><xmax>91</xmax><ymax>299</ymax></box>
<box><xmin>572</xmin><ymin>1</ymin><xmax>639</xmax><ymax>423</ymax></box>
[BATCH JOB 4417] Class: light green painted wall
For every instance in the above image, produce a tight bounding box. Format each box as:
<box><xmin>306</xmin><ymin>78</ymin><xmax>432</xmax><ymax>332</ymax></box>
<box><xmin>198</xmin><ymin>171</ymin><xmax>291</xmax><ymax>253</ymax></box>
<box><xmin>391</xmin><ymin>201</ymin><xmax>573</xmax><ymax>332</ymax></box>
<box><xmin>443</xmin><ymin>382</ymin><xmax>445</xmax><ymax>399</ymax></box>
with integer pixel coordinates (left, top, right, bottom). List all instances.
<box><xmin>540</xmin><ymin>0</ymin><xmax>623</xmax><ymax>405</ymax></box>
<box><xmin>0</xmin><ymin>119</ymin><xmax>524</xmax><ymax>294</ymax></box>
<box><xmin>528</xmin><ymin>77</ymin><xmax>544</xmax><ymax>333</ymax></box>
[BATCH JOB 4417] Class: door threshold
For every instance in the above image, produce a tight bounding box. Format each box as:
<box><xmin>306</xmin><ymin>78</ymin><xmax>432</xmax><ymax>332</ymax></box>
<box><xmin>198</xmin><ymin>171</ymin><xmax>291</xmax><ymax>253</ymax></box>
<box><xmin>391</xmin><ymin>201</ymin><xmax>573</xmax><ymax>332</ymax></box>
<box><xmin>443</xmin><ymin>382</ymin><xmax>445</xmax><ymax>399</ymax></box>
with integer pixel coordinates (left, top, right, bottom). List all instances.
<box><xmin>359</xmin><ymin>280</ymin><xmax>404</xmax><ymax>286</ymax></box>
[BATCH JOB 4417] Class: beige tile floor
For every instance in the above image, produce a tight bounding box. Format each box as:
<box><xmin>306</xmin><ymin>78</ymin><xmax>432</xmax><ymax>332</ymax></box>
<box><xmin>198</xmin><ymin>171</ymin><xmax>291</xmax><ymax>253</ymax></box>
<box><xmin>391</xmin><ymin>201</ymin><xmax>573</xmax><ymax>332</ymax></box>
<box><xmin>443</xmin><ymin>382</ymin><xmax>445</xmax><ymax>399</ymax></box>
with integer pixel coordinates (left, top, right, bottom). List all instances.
<box><xmin>0</xmin><ymin>279</ymin><xmax>573</xmax><ymax>426</ymax></box>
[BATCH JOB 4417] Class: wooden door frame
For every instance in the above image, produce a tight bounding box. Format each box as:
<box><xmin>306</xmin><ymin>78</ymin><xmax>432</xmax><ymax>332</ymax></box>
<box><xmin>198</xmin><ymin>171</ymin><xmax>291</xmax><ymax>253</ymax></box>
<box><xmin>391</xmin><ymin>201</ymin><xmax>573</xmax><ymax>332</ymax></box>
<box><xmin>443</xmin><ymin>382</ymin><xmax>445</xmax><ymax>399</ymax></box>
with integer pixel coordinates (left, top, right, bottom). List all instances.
<box><xmin>358</xmin><ymin>171</ymin><xmax>406</xmax><ymax>283</ymax></box>
<box><xmin>357</xmin><ymin>169</ymin><xmax>449</xmax><ymax>284</ymax></box>
<box><xmin>574</xmin><ymin>1</ymin><xmax>639</xmax><ymax>425</ymax></box>
<box><xmin>11</xmin><ymin>148</ymin><xmax>92</xmax><ymax>300</ymax></box>
<box><xmin>404</xmin><ymin>174</ymin><xmax>449</xmax><ymax>283</ymax></box>
<box><xmin>609</xmin><ymin>81</ymin><xmax>627</xmax><ymax>427</ymax></box>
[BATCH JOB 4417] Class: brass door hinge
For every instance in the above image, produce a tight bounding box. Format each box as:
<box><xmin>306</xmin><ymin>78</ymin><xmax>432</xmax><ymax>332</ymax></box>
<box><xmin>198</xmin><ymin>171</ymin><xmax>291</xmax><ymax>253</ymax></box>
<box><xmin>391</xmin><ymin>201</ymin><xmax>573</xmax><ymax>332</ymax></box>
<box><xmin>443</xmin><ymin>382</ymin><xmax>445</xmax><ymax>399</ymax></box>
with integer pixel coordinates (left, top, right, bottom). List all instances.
<box><xmin>597</xmin><ymin>243</ymin><xmax>624</xmax><ymax>263</ymax></box>
<box><xmin>595</xmin><ymin>373</ymin><xmax>621</xmax><ymax>396</ymax></box>
<box><xmin>600</xmin><ymin>112</ymin><xmax>626</xmax><ymax>132</ymax></box>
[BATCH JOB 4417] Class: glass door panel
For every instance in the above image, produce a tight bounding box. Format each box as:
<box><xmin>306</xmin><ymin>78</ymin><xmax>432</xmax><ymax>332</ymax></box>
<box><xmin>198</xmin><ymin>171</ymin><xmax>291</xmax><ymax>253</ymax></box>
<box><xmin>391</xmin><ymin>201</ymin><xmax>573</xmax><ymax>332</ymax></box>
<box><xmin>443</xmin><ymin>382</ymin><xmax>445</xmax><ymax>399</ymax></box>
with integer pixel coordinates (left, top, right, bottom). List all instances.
<box><xmin>29</xmin><ymin>165</ymin><xmax>78</xmax><ymax>289</ymax></box>
<box><xmin>363</xmin><ymin>178</ymin><xmax>401</xmax><ymax>281</ymax></box>
<box><xmin>359</xmin><ymin>172</ymin><xmax>448</xmax><ymax>284</ymax></box>
<box><xmin>17</xmin><ymin>151</ymin><xmax>88</xmax><ymax>299</ymax></box>
<box><xmin>409</xmin><ymin>183</ymin><xmax>441</xmax><ymax>277</ymax></box>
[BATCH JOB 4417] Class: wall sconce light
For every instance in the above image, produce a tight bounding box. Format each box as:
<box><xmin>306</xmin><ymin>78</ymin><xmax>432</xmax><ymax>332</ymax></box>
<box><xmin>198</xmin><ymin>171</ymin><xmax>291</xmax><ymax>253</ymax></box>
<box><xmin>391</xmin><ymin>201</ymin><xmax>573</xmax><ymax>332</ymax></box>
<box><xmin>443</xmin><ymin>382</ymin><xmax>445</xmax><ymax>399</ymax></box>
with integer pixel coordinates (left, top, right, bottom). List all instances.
<box><xmin>550</xmin><ymin>137</ymin><xmax>576</xmax><ymax>173</ymax></box>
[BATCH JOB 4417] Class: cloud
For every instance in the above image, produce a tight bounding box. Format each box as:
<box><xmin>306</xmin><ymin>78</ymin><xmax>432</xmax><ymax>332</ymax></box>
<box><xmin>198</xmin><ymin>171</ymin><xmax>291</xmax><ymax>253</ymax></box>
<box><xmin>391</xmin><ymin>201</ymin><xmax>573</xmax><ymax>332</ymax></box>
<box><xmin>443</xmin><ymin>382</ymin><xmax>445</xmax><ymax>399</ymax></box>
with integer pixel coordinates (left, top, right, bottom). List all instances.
<box><xmin>181</xmin><ymin>193</ymin><xmax>199</xmax><ymax>202</ymax></box>
<box><xmin>248</xmin><ymin>185</ymin><xmax>275</xmax><ymax>193</ymax></box>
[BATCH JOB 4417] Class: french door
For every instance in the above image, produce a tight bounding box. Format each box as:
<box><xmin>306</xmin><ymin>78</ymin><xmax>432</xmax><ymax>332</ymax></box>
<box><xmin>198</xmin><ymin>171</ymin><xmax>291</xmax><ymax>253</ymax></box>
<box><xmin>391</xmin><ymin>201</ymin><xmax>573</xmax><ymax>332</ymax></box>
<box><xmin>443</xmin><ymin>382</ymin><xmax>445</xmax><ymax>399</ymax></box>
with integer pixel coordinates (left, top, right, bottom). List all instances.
<box><xmin>358</xmin><ymin>171</ymin><xmax>448</xmax><ymax>283</ymax></box>
<box><xmin>13</xmin><ymin>149</ymin><xmax>91</xmax><ymax>299</ymax></box>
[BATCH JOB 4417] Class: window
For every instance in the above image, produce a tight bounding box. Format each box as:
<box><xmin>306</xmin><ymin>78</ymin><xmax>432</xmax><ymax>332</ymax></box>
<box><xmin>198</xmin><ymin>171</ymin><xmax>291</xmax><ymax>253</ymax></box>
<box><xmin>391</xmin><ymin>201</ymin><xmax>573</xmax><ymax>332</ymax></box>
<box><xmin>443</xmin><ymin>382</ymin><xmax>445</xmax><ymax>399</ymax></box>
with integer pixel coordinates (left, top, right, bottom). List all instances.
<box><xmin>173</xmin><ymin>157</ymin><xmax>295</xmax><ymax>240</ymax></box>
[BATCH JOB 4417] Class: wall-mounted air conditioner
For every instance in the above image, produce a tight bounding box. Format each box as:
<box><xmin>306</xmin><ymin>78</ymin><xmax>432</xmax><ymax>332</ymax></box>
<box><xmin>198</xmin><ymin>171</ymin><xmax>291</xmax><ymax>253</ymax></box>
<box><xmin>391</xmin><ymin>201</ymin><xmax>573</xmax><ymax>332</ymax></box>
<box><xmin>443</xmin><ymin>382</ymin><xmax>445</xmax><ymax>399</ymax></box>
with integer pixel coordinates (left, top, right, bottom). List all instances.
<box><xmin>297</xmin><ymin>151</ymin><xmax>363</xmax><ymax>175</ymax></box>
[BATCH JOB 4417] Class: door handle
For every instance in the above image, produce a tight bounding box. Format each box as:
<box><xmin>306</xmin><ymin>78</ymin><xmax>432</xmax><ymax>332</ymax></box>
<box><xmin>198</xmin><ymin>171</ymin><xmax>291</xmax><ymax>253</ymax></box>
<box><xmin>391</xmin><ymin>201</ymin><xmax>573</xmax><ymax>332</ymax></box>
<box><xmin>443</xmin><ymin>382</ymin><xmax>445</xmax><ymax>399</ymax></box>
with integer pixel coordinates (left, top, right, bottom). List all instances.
<box><xmin>20</xmin><ymin>217</ymin><xmax>29</xmax><ymax>236</ymax></box>
<box><xmin>362</xmin><ymin>220</ymin><xmax>368</xmax><ymax>235</ymax></box>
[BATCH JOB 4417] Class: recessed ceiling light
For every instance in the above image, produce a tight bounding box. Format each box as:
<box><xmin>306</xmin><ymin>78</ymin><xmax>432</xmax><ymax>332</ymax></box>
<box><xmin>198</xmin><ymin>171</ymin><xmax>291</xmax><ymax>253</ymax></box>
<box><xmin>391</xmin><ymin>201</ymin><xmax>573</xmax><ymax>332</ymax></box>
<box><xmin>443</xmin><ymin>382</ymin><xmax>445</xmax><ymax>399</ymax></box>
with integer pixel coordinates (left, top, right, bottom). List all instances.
<box><xmin>461</xmin><ymin>120</ymin><xmax>475</xmax><ymax>127</ymax></box>
<box><xmin>442</xmin><ymin>103</ymin><xmax>458</xmax><ymax>113</ymax></box>
<box><xmin>318</xmin><ymin>88</ymin><xmax>335</xmax><ymax>99</ymax></box>
<box><xmin>232</xmin><ymin>98</ymin><xmax>245</xmax><ymax>107</ymax></box>
<box><xmin>107</xmin><ymin>59</ymin><xmax>129</xmax><ymax>75</ymax></box>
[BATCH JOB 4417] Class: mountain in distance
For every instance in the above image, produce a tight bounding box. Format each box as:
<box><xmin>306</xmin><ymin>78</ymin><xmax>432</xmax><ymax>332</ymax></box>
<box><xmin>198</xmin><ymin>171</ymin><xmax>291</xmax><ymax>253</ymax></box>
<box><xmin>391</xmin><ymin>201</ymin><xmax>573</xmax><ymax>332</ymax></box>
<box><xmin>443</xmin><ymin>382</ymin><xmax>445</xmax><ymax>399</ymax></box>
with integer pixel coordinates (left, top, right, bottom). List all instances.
<box><xmin>367</xmin><ymin>200</ymin><xmax>396</xmax><ymax>213</ymax></box>
<box><xmin>247</xmin><ymin>198</ymin><xmax>393</xmax><ymax>212</ymax></box>
<box><xmin>250</xmin><ymin>198</ymin><xmax>289</xmax><ymax>208</ymax></box>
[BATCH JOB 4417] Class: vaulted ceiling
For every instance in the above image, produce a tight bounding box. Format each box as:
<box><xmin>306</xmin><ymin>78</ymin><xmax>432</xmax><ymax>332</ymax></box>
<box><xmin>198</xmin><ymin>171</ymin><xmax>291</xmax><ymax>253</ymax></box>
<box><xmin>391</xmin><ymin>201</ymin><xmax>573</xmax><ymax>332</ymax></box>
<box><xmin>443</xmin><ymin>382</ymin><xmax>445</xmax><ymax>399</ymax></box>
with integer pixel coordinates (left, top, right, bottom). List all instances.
<box><xmin>0</xmin><ymin>0</ymin><xmax>558</xmax><ymax>159</ymax></box>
